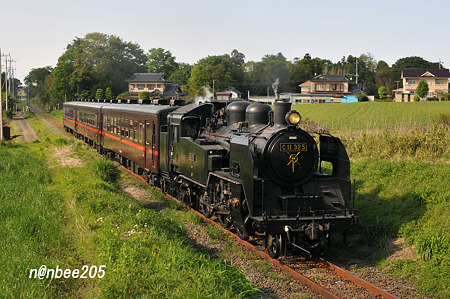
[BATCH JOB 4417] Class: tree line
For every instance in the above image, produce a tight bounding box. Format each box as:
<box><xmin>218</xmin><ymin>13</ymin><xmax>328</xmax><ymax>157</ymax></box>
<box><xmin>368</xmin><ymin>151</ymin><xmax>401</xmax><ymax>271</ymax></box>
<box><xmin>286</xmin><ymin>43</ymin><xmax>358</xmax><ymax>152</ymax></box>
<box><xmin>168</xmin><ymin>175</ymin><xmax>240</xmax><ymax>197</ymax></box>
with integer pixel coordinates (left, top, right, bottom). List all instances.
<box><xmin>23</xmin><ymin>32</ymin><xmax>443</xmax><ymax>106</ymax></box>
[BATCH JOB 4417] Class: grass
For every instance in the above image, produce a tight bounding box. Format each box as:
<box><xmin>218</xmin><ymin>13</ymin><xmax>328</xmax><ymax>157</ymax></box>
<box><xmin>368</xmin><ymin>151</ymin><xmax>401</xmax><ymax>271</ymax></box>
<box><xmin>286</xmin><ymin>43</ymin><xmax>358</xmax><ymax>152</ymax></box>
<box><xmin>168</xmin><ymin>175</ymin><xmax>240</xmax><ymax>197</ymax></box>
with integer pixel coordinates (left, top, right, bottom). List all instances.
<box><xmin>1</xmin><ymin>114</ymin><xmax>261</xmax><ymax>298</ymax></box>
<box><xmin>0</xmin><ymin>142</ymin><xmax>74</xmax><ymax>297</ymax></box>
<box><xmin>10</xmin><ymin>102</ymin><xmax>449</xmax><ymax>297</ymax></box>
<box><xmin>300</xmin><ymin>102</ymin><xmax>450</xmax><ymax>298</ymax></box>
<box><xmin>293</xmin><ymin>101</ymin><xmax>450</xmax><ymax>131</ymax></box>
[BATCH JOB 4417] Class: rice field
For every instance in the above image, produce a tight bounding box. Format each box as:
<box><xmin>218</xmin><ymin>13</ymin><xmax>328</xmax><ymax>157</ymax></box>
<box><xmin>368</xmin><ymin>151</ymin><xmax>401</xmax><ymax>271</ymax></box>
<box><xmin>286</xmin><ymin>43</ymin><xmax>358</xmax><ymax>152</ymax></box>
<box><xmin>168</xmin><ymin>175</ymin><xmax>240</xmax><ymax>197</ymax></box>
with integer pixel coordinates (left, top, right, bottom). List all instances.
<box><xmin>292</xmin><ymin>101</ymin><xmax>450</xmax><ymax>131</ymax></box>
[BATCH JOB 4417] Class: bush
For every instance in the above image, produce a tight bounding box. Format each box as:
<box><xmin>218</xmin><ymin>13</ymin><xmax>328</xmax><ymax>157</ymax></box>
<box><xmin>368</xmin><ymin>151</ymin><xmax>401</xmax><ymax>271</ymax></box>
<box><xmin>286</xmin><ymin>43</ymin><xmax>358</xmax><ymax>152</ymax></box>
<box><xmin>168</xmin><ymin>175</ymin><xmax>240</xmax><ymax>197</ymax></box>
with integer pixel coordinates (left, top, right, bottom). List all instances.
<box><xmin>444</xmin><ymin>93</ymin><xmax>450</xmax><ymax>101</ymax></box>
<box><xmin>4</xmin><ymin>110</ymin><xmax>13</xmax><ymax>119</ymax></box>
<box><xmin>374</xmin><ymin>99</ymin><xmax>393</xmax><ymax>102</ymax></box>
<box><xmin>378</xmin><ymin>86</ymin><xmax>388</xmax><ymax>100</ymax></box>
<box><xmin>426</xmin><ymin>97</ymin><xmax>439</xmax><ymax>101</ymax></box>
<box><xmin>92</xmin><ymin>159</ymin><xmax>120</xmax><ymax>184</ymax></box>
<box><xmin>355</xmin><ymin>92</ymin><xmax>369</xmax><ymax>102</ymax></box>
<box><xmin>139</xmin><ymin>91</ymin><xmax>150</xmax><ymax>101</ymax></box>
<box><xmin>414</xmin><ymin>95</ymin><xmax>420</xmax><ymax>102</ymax></box>
<box><xmin>96</xmin><ymin>89</ymin><xmax>104</xmax><ymax>100</ymax></box>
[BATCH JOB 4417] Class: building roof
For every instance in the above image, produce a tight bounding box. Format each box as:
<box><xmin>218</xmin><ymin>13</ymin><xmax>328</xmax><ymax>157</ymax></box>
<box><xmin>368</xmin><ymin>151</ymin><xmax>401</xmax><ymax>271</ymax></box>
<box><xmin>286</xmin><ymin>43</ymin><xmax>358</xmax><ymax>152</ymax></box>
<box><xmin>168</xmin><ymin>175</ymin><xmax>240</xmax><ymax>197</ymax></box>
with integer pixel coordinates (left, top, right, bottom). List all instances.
<box><xmin>402</xmin><ymin>68</ymin><xmax>450</xmax><ymax>78</ymax></box>
<box><xmin>163</xmin><ymin>84</ymin><xmax>187</xmax><ymax>97</ymax></box>
<box><xmin>219</xmin><ymin>87</ymin><xmax>243</xmax><ymax>95</ymax></box>
<box><xmin>126</xmin><ymin>73</ymin><xmax>173</xmax><ymax>83</ymax></box>
<box><xmin>310</xmin><ymin>74</ymin><xmax>349</xmax><ymax>82</ymax></box>
<box><xmin>299</xmin><ymin>80</ymin><xmax>312</xmax><ymax>87</ymax></box>
<box><xmin>348</xmin><ymin>83</ymin><xmax>363</xmax><ymax>94</ymax></box>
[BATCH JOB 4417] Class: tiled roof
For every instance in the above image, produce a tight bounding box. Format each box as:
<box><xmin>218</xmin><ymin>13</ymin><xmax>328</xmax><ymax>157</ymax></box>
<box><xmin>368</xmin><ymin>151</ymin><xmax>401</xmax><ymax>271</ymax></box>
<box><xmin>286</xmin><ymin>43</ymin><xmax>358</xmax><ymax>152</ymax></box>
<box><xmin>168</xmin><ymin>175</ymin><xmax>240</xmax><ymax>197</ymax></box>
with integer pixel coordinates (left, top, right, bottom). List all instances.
<box><xmin>126</xmin><ymin>73</ymin><xmax>173</xmax><ymax>83</ymax></box>
<box><xmin>163</xmin><ymin>84</ymin><xmax>187</xmax><ymax>97</ymax></box>
<box><xmin>299</xmin><ymin>80</ymin><xmax>312</xmax><ymax>86</ymax></box>
<box><xmin>310</xmin><ymin>74</ymin><xmax>348</xmax><ymax>82</ymax></box>
<box><xmin>402</xmin><ymin>68</ymin><xmax>450</xmax><ymax>78</ymax></box>
<box><xmin>220</xmin><ymin>87</ymin><xmax>243</xmax><ymax>95</ymax></box>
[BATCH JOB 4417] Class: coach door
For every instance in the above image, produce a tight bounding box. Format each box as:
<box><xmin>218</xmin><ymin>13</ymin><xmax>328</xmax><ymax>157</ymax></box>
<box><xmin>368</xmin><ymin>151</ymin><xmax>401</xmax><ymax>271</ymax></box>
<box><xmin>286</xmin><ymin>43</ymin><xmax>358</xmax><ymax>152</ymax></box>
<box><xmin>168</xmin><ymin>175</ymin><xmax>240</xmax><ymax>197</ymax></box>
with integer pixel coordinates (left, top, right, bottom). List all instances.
<box><xmin>97</xmin><ymin>113</ymin><xmax>102</xmax><ymax>147</ymax></box>
<box><xmin>145</xmin><ymin>120</ymin><xmax>157</xmax><ymax>172</ymax></box>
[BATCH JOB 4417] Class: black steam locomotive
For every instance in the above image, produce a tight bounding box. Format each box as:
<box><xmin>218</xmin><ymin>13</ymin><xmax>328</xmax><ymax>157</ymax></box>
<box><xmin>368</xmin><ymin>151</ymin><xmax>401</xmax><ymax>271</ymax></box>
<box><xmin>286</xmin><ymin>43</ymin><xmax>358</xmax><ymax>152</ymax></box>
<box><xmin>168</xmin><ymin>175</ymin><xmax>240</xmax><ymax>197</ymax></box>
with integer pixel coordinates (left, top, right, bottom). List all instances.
<box><xmin>63</xmin><ymin>98</ymin><xmax>357</xmax><ymax>257</ymax></box>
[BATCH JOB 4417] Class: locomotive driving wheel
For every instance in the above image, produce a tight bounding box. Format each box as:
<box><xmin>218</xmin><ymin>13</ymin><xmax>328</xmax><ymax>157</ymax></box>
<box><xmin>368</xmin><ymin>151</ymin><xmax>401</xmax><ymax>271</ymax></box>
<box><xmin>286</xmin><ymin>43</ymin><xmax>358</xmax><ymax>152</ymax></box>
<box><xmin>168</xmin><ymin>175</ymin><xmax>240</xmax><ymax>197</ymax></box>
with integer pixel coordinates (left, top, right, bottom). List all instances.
<box><xmin>199</xmin><ymin>193</ymin><xmax>212</xmax><ymax>218</ymax></box>
<box><xmin>235</xmin><ymin>226</ymin><xmax>249</xmax><ymax>240</ymax></box>
<box><xmin>265</xmin><ymin>234</ymin><xmax>282</xmax><ymax>259</ymax></box>
<box><xmin>218</xmin><ymin>213</ymin><xmax>231</xmax><ymax>229</ymax></box>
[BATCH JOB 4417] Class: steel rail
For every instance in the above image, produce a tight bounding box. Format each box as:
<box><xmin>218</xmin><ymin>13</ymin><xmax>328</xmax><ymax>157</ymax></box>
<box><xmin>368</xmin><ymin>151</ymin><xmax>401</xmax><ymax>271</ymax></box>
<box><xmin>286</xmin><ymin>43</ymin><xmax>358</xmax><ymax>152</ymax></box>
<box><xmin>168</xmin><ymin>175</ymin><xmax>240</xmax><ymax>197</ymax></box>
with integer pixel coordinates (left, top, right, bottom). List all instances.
<box><xmin>319</xmin><ymin>258</ymin><xmax>398</xmax><ymax>299</ymax></box>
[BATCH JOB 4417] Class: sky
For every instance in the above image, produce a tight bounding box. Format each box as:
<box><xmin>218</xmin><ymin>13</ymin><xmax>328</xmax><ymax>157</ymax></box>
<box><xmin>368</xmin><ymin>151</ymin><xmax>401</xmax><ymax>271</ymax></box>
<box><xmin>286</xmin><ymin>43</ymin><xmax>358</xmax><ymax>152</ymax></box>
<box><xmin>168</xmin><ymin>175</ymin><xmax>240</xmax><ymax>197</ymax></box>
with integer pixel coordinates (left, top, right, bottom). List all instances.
<box><xmin>2</xmin><ymin>0</ymin><xmax>450</xmax><ymax>83</ymax></box>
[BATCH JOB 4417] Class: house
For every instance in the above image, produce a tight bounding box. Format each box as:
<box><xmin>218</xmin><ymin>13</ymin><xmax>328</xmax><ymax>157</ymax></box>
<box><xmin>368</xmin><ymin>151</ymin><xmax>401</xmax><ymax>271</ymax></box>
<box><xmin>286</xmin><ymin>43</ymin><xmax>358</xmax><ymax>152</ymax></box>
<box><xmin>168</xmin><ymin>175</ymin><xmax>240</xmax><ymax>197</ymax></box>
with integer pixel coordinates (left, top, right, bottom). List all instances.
<box><xmin>294</xmin><ymin>74</ymin><xmax>361</xmax><ymax>104</ymax></box>
<box><xmin>126</xmin><ymin>73</ymin><xmax>186</xmax><ymax>100</ymax></box>
<box><xmin>393</xmin><ymin>68</ymin><xmax>450</xmax><ymax>102</ymax></box>
<box><xmin>216</xmin><ymin>87</ymin><xmax>243</xmax><ymax>101</ymax></box>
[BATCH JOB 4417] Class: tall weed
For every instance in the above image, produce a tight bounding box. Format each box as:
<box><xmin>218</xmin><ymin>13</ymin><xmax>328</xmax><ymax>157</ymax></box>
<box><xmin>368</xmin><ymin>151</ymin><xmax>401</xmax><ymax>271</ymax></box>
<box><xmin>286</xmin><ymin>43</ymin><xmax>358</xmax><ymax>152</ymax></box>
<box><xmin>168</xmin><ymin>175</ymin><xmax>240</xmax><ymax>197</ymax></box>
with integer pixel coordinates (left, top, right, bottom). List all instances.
<box><xmin>92</xmin><ymin>159</ymin><xmax>121</xmax><ymax>184</ymax></box>
<box><xmin>341</xmin><ymin>116</ymin><xmax>449</xmax><ymax>160</ymax></box>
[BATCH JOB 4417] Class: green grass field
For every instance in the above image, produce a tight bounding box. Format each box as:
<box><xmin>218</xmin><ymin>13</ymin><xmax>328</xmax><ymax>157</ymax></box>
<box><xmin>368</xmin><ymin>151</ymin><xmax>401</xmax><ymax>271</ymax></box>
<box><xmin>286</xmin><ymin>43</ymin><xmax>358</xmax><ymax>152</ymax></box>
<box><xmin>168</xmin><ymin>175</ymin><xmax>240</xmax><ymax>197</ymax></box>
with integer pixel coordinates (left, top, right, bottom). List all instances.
<box><xmin>293</xmin><ymin>101</ymin><xmax>450</xmax><ymax>131</ymax></box>
<box><xmin>297</xmin><ymin>101</ymin><xmax>449</xmax><ymax>297</ymax></box>
<box><xmin>0</xmin><ymin>118</ymin><xmax>259</xmax><ymax>298</ymax></box>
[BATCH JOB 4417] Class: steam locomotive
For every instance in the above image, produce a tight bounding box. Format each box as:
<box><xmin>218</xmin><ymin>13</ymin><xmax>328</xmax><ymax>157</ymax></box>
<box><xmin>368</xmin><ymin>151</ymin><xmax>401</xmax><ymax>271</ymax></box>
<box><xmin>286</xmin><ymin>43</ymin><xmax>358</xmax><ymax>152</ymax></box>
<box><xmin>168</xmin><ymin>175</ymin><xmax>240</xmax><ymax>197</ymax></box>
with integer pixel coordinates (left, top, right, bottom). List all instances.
<box><xmin>63</xmin><ymin>98</ymin><xmax>357</xmax><ymax>257</ymax></box>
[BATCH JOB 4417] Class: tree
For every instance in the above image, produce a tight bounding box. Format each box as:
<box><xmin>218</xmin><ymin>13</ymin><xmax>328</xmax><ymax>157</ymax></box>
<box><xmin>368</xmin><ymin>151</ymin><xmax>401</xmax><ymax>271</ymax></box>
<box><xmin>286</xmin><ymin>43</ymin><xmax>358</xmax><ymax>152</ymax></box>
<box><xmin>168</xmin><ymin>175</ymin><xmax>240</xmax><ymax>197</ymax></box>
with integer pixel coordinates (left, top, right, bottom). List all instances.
<box><xmin>51</xmin><ymin>32</ymin><xmax>146</xmax><ymax>101</ymax></box>
<box><xmin>392</xmin><ymin>56</ymin><xmax>440</xmax><ymax>71</ymax></box>
<box><xmin>169</xmin><ymin>63</ymin><xmax>192</xmax><ymax>86</ymax></box>
<box><xmin>378</xmin><ymin>86</ymin><xmax>388</xmax><ymax>99</ymax></box>
<box><xmin>24</xmin><ymin>66</ymin><xmax>53</xmax><ymax>100</ymax></box>
<box><xmin>146</xmin><ymin>48</ymin><xmax>178</xmax><ymax>78</ymax></box>
<box><xmin>375</xmin><ymin>60</ymin><xmax>398</xmax><ymax>94</ymax></box>
<box><xmin>105</xmin><ymin>87</ymin><xmax>113</xmax><ymax>99</ymax></box>
<box><xmin>416</xmin><ymin>79</ymin><xmax>429</xmax><ymax>99</ymax></box>
<box><xmin>289</xmin><ymin>53</ymin><xmax>314</xmax><ymax>92</ymax></box>
<box><xmin>139</xmin><ymin>91</ymin><xmax>150</xmax><ymax>100</ymax></box>
<box><xmin>244</xmin><ymin>53</ymin><xmax>290</xmax><ymax>96</ymax></box>
<box><xmin>188</xmin><ymin>50</ymin><xmax>245</xmax><ymax>92</ymax></box>
<box><xmin>95</xmin><ymin>88</ymin><xmax>104</xmax><ymax>100</ymax></box>
<box><xmin>355</xmin><ymin>92</ymin><xmax>369</xmax><ymax>102</ymax></box>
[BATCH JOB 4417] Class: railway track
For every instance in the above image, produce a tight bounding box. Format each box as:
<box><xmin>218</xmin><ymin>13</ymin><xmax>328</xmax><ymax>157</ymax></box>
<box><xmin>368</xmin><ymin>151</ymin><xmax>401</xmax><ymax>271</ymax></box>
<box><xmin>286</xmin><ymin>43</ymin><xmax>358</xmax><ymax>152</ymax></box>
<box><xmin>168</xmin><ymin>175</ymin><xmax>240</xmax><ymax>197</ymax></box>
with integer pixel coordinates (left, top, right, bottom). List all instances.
<box><xmin>34</xmin><ymin>107</ymin><xmax>399</xmax><ymax>298</ymax></box>
<box><xmin>120</xmin><ymin>165</ymin><xmax>398</xmax><ymax>299</ymax></box>
<box><xmin>30</xmin><ymin>104</ymin><xmax>64</xmax><ymax>128</ymax></box>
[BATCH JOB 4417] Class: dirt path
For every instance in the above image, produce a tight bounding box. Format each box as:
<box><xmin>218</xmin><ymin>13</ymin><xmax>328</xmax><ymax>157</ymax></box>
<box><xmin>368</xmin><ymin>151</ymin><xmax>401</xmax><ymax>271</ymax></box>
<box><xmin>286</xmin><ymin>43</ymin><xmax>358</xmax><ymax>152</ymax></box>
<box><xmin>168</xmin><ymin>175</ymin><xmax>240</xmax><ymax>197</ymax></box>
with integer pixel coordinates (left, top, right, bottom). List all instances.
<box><xmin>12</xmin><ymin>112</ymin><xmax>39</xmax><ymax>142</ymax></box>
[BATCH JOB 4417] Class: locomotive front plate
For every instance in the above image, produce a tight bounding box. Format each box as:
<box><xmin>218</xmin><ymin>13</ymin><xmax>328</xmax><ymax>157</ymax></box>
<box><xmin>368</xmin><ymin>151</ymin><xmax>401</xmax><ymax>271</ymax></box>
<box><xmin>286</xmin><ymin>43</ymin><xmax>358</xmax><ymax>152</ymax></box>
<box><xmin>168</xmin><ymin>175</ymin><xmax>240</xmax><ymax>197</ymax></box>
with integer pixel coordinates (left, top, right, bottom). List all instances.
<box><xmin>279</xmin><ymin>143</ymin><xmax>307</xmax><ymax>152</ymax></box>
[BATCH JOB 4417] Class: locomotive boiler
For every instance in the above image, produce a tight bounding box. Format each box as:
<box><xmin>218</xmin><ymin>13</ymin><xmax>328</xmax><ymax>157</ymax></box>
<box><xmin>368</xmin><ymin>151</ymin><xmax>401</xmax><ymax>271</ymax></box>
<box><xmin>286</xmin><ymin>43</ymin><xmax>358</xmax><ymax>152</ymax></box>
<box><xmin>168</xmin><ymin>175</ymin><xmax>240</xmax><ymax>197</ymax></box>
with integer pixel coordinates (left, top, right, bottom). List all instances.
<box><xmin>63</xmin><ymin>98</ymin><xmax>358</xmax><ymax>258</ymax></box>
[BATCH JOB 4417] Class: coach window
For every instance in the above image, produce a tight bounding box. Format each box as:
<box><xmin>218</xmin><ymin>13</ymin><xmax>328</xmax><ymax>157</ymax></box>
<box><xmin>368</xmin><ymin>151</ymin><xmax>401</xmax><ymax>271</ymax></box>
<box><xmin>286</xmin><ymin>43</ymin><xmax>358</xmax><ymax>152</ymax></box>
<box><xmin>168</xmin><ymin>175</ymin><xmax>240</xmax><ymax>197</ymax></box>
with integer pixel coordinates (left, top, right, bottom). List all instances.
<box><xmin>120</xmin><ymin>118</ymin><xmax>125</xmax><ymax>136</ymax></box>
<box><xmin>130</xmin><ymin>120</ymin><xmax>134</xmax><ymax>140</ymax></box>
<box><xmin>139</xmin><ymin>123</ymin><xmax>144</xmax><ymax>143</ymax></box>
<box><xmin>133</xmin><ymin>121</ymin><xmax>138</xmax><ymax>140</ymax></box>
<box><xmin>129</xmin><ymin>120</ymin><xmax>134</xmax><ymax>139</ymax></box>
<box><xmin>146</xmin><ymin>123</ymin><xmax>150</xmax><ymax>145</ymax></box>
<box><xmin>125</xmin><ymin>118</ymin><xmax>129</xmax><ymax>137</ymax></box>
<box><xmin>103</xmin><ymin>116</ymin><xmax>107</xmax><ymax>130</ymax></box>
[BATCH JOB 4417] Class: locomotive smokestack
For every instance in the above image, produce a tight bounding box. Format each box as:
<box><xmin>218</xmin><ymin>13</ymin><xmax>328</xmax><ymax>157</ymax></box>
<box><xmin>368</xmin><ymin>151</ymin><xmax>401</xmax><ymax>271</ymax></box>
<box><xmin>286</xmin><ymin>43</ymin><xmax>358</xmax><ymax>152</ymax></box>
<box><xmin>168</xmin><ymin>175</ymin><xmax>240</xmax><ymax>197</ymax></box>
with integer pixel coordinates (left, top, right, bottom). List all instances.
<box><xmin>273</xmin><ymin>100</ymin><xmax>292</xmax><ymax>126</ymax></box>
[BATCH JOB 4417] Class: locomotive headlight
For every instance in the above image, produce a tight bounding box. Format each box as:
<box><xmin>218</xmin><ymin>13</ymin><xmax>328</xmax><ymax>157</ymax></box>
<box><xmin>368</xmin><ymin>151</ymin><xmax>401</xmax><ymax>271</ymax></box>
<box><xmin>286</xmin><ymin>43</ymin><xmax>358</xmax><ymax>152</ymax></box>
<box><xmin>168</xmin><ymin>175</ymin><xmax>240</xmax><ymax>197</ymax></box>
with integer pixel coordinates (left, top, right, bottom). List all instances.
<box><xmin>285</xmin><ymin>110</ymin><xmax>301</xmax><ymax>126</ymax></box>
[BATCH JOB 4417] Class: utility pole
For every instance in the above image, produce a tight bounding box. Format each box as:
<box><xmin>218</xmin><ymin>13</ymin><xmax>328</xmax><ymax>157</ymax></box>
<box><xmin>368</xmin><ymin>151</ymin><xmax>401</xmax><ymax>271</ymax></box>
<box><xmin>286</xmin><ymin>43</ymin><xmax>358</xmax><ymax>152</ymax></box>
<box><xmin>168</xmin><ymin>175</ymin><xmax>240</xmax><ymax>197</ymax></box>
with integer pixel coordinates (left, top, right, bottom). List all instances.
<box><xmin>3</xmin><ymin>53</ymin><xmax>10</xmax><ymax>112</ymax></box>
<box><xmin>355</xmin><ymin>58</ymin><xmax>359</xmax><ymax>85</ymax></box>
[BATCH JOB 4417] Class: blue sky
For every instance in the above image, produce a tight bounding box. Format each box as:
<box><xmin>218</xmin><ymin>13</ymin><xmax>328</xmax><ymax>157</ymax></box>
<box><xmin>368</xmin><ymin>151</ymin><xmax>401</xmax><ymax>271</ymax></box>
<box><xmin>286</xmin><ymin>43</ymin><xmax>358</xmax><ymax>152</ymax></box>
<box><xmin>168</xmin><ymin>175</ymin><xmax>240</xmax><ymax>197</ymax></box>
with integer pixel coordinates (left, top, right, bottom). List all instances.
<box><xmin>2</xmin><ymin>0</ymin><xmax>449</xmax><ymax>82</ymax></box>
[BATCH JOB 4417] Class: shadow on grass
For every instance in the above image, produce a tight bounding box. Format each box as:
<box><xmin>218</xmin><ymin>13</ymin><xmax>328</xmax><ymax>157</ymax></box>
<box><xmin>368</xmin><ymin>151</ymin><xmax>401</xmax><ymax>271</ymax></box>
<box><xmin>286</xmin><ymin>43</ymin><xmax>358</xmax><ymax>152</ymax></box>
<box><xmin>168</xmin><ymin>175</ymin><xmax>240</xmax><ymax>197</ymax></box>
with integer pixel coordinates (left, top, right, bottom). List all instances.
<box><xmin>328</xmin><ymin>181</ymin><xmax>428</xmax><ymax>264</ymax></box>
